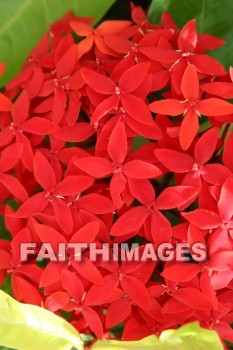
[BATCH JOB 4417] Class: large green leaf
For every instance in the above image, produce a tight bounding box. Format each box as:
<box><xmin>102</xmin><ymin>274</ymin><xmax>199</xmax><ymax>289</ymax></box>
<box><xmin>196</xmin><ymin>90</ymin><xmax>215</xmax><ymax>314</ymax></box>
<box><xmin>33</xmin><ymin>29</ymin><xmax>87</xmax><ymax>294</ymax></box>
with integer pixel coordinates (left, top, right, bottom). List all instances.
<box><xmin>91</xmin><ymin>322</ymin><xmax>223</xmax><ymax>349</ymax></box>
<box><xmin>148</xmin><ymin>0</ymin><xmax>233</xmax><ymax>68</ymax></box>
<box><xmin>0</xmin><ymin>0</ymin><xmax>115</xmax><ymax>86</ymax></box>
<box><xmin>0</xmin><ymin>290</ymin><xmax>83</xmax><ymax>350</ymax></box>
<box><xmin>160</xmin><ymin>322</ymin><xmax>223</xmax><ymax>350</ymax></box>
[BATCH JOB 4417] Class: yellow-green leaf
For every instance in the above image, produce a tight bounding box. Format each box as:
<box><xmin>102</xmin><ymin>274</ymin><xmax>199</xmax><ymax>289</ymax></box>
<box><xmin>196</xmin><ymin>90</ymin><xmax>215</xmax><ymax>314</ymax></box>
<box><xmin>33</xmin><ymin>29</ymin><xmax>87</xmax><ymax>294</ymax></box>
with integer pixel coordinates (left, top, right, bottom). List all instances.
<box><xmin>160</xmin><ymin>322</ymin><xmax>223</xmax><ymax>350</ymax></box>
<box><xmin>0</xmin><ymin>290</ymin><xmax>83</xmax><ymax>350</ymax></box>
<box><xmin>91</xmin><ymin>322</ymin><xmax>223</xmax><ymax>349</ymax></box>
<box><xmin>91</xmin><ymin>336</ymin><xmax>163</xmax><ymax>349</ymax></box>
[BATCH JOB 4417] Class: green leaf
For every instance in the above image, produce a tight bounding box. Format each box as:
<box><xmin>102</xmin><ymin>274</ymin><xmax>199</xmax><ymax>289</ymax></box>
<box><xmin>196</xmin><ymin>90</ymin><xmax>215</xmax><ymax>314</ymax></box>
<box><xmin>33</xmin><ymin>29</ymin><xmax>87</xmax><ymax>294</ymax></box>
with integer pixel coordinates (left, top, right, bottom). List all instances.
<box><xmin>160</xmin><ymin>322</ymin><xmax>223</xmax><ymax>350</ymax></box>
<box><xmin>0</xmin><ymin>275</ymin><xmax>12</xmax><ymax>295</ymax></box>
<box><xmin>0</xmin><ymin>290</ymin><xmax>83</xmax><ymax>350</ymax></box>
<box><xmin>0</xmin><ymin>0</ymin><xmax>115</xmax><ymax>86</ymax></box>
<box><xmin>91</xmin><ymin>335</ymin><xmax>163</xmax><ymax>349</ymax></box>
<box><xmin>132</xmin><ymin>136</ymin><xmax>148</xmax><ymax>151</ymax></box>
<box><xmin>148</xmin><ymin>0</ymin><xmax>233</xmax><ymax>68</ymax></box>
<box><xmin>91</xmin><ymin>322</ymin><xmax>223</xmax><ymax>349</ymax></box>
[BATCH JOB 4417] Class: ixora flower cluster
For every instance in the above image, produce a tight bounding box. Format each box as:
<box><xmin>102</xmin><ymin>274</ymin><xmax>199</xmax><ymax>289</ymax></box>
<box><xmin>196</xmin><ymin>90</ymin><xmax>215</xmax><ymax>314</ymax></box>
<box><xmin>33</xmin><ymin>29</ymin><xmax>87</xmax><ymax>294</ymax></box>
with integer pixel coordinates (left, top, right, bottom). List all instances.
<box><xmin>0</xmin><ymin>4</ymin><xmax>233</xmax><ymax>346</ymax></box>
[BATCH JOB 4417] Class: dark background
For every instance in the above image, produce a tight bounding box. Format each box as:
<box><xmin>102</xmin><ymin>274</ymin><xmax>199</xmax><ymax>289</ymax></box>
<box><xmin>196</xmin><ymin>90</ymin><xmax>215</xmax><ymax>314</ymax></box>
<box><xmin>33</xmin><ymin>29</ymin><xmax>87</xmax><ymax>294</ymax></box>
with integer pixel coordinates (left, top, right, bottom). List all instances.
<box><xmin>103</xmin><ymin>0</ymin><xmax>152</xmax><ymax>20</ymax></box>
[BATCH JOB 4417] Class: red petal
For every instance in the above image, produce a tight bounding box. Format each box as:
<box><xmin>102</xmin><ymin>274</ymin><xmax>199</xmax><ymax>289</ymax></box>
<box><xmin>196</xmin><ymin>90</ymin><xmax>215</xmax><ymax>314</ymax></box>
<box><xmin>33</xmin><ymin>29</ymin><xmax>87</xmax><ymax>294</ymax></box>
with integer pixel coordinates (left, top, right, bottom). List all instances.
<box><xmin>201</xmin><ymin>82</ymin><xmax>233</xmax><ymax>99</ymax></box>
<box><xmin>77</xmin><ymin>37</ymin><xmax>94</xmax><ymax>58</ymax></box>
<box><xmin>123</xmin><ymin>160</ymin><xmax>162</xmax><ymax>179</ymax></box>
<box><xmin>182</xmin><ymin>209</ymin><xmax>221</xmax><ymax>229</ymax></box>
<box><xmin>11</xmin><ymin>90</ymin><xmax>29</xmax><ymax>124</ymax></box>
<box><xmin>128</xmin><ymin>178</ymin><xmax>155</xmax><ymax>205</ymax></box>
<box><xmin>85</xmin><ymin>274</ymin><xmax>119</xmax><ymax>305</ymax></box>
<box><xmin>105</xmin><ymin>298</ymin><xmax>131</xmax><ymax>328</ymax></box>
<box><xmin>104</xmin><ymin>34</ymin><xmax>131</xmax><ymax>54</ymax></box>
<box><xmin>22</xmin><ymin>118</ymin><xmax>57</xmax><ymax>135</ymax></box>
<box><xmin>174</xmin><ymin>287</ymin><xmax>213</xmax><ymax>310</ymax></box>
<box><xmin>81</xmin><ymin>68</ymin><xmax>115</xmax><ymax>94</ymax></box>
<box><xmin>0</xmin><ymin>93</ymin><xmax>12</xmax><ymax>111</ymax></box>
<box><xmin>54</xmin><ymin>123</ymin><xmax>95</xmax><ymax>142</ymax></box>
<box><xmin>70</xmin><ymin>21</ymin><xmax>92</xmax><ymax>36</ymax></box>
<box><xmin>91</xmin><ymin>95</ymin><xmax>119</xmax><ymax>125</ymax></box>
<box><xmin>187</xmin><ymin>224</ymin><xmax>207</xmax><ymax>252</ymax></box>
<box><xmin>179</xmin><ymin>109</ymin><xmax>199</xmax><ymax>150</ymax></box>
<box><xmin>56</xmin><ymin>45</ymin><xmax>77</xmax><ymax>78</ymax></box>
<box><xmin>181</xmin><ymin>64</ymin><xmax>199</xmax><ymax>101</ymax></box>
<box><xmin>197</xmin><ymin>33</ymin><xmax>225</xmax><ymax>51</ymax></box>
<box><xmin>140</xmin><ymin>47</ymin><xmax>180</xmax><ymax>64</ymax></box>
<box><xmin>162</xmin><ymin>298</ymin><xmax>190</xmax><ymax>314</ymax></box>
<box><xmin>72</xmin><ymin>257</ymin><xmax>103</xmax><ymax>285</ymax></box>
<box><xmin>61</xmin><ymin>269</ymin><xmax>84</xmax><ymax>301</ymax></box>
<box><xmin>27</xmin><ymin>67</ymin><xmax>44</xmax><ymax>99</ymax></box>
<box><xmin>94</xmin><ymin>35</ymin><xmax>117</xmax><ymax>56</ymax></box>
<box><xmin>70</xmin><ymin>221</ymin><xmax>100</xmax><ymax>243</ymax></box>
<box><xmin>52</xmin><ymin>87</ymin><xmax>67</xmax><ymax>126</ymax></box>
<box><xmin>82</xmin><ymin>306</ymin><xmax>103</xmax><ymax>339</ymax></box>
<box><xmin>223</xmin><ymin>132</ymin><xmax>233</xmax><ymax>172</ymax></box>
<box><xmin>202</xmin><ymin>164</ymin><xmax>232</xmax><ymax>185</ymax></box>
<box><xmin>45</xmin><ymin>291</ymin><xmax>70</xmax><ymax>312</ymax></box>
<box><xmin>209</xmin><ymin>251</ymin><xmax>233</xmax><ymax>271</ymax></box>
<box><xmin>17</xmin><ymin>264</ymin><xmax>42</xmax><ymax>284</ymax></box>
<box><xmin>178</xmin><ymin>19</ymin><xmax>197</xmax><ymax>52</ymax></box>
<box><xmin>13</xmin><ymin>276</ymin><xmax>42</xmax><ymax>306</ymax></box>
<box><xmin>34</xmin><ymin>152</ymin><xmax>56</xmax><ymax>190</ymax></box>
<box><xmin>108</xmin><ymin>122</ymin><xmax>127</xmax><ymax>164</ymax></box>
<box><xmin>97</xmin><ymin>20</ymin><xmax>132</xmax><ymax>34</ymax></box>
<box><xmin>0</xmin><ymin>143</ymin><xmax>23</xmax><ymax>172</ymax></box>
<box><xmin>74</xmin><ymin>157</ymin><xmax>113</xmax><ymax>177</ymax></box>
<box><xmin>119</xmin><ymin>62</ymin><xmax>151</xmax><ymax>93</ymax></box>
<box><xmin>121</xmin><ymin>275</ymin><xmax>151</xmax><ymax>309</ymax></box>
<box><xmin>78</xmin><ymin>193</ymin><xmax>115</xmax><ymax>214</ymax></box>
<box><xmin>66</xmin><ymin>95</ymin><xmax>81</xmax><ymax>126</ymax></box>
<box><xmin>16</xmin><ymin>132</ymin><xmax>34</xmax><ymax>171</ymax></box>
<box><xmin>54</xmin><ymin>175</ymin><xmax>93</xmax><ymax>196</ymax></box>
<box><xmin>155</xmin><ymin>149</ymin><xmax>194</xmax><ymax>172</ymax></box>
<box><xmin>34</xmin><ymin>224</ymin><xmax>67</xmax><ymax>250</ymax></box>
<box><xmin>149</xmin><ymin>99</ymin><xmax>185</xmax><ymax>116</ymax></box>
<box><xmin>194</xmin><ymin>127</ymin><xmax>219</xmax><ymax>165</ymax></box>
<box><xmin>40</xmin><ymin>262</ymin><xmax>66</xmax><ymax>287</ymax></box>
<box><xmin>214</xmin><ymin>322</ymin><xmax>233</xmax><ymax>343</ymax></box>
<box><xmin>161</xmin><ymin>263</ymin><xmax>201</xmax><ymax>282</ymax></box>
<box><xmin>0</xmin><ymin>248</ymin><xmax>11</xmax><ymax>269</ymax></box>
<box><xmin>15</xmin><ymin>192</ymin><xmax>48</xmax><ymax>217</ymax></box>
<box><xmin>110</xmin><ymin>173</ymin><xmax>127</xmax><ymax>209</ymax></box>
<box><xmin>198</xmin><ymin>98</ymin><xmax>233</xmax><ymax>116</ymax></box>
<box><xmin>151</xmin><ymin>209</ymin><xmax>172</xmax><ymax>246</ymax></box>
<box><xmin>218</xmin><ymin>177</ymin><xmax>233</xmax><ymax>222</ymax></box>
<box><xmin>0</xmin><ymin>174</ymin><xmax>28</xmax><ymax>202</ymax></box>
<box><xmin>53</xmin><ymin>197</ymin><xmax>73</xmax><ymax>234</ymax></box>
<box><xmin>155</xmin><ymin>186</ymin><xmax>198</xmax><ymax>210</ymax></box>
<box><xmin>121</xmin><ymin>94</ymin><xmax>154</xmax><ymax>126</ymax></box>
<box><xmin>126</xmin><ymin>115</ymin><xmax>162</xmax><ymax>140</ymax></box>
<box><xmin>191</xmin><ymin>54</ymin><xmax>226</xmax><ymax>76</ymax></box>
<box><xmin>0</xmin><ymin>128</ymin><xmax>14</xmax><ymax>147</ymax></box>
<box><xmin>110</xmin><ymin>206</ymin><xmax>149</xmax><ymax>236</ymax></box>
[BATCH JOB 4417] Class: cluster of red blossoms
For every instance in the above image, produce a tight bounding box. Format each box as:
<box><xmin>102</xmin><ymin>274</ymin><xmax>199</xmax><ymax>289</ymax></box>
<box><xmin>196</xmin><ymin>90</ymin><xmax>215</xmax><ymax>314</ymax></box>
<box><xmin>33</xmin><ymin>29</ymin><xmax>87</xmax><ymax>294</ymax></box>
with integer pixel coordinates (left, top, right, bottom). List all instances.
<box><xmin>0</xmin><ymin>3</ymin><xmax>233</xmax><ymax>347</ymax></box>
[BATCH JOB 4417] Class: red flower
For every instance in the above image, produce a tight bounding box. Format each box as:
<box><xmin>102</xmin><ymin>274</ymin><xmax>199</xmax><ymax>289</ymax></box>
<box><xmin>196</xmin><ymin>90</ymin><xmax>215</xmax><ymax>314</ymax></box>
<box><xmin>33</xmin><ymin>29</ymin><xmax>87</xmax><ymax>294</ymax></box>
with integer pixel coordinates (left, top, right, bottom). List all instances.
<box><xmin>15</xmin><ymin>151</ymin><xmax>94</xmax><ymax>234</ymax></box>
<box><xmin>155</xmin><ymin>127</ymin><xmax>232</xmax><ymax>187</ymax></box>
<box><xmin>182</xmin><ymin>177</ymin><xmax>233</xmax><ymax>256</ymax></box>
<box><xmin>0</xmin><ymin>7</ymin><xmax>233</xmax><ymax>345</ymax></box>
<box><xmin>0</xmin><ymin>228</ymin><xmax>42</xmax><ymax>306</ymax></box>
<box><xmin>150</xmin><ymin>64</ymin><xmax>233</xmax><ymax>149</ymax></box>
<box><xmin>71</xmin><ymin>19</ymin><xmax>131</xmax><ymax>58</ymax></box>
